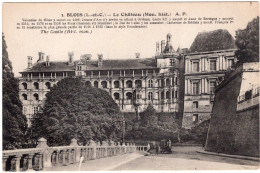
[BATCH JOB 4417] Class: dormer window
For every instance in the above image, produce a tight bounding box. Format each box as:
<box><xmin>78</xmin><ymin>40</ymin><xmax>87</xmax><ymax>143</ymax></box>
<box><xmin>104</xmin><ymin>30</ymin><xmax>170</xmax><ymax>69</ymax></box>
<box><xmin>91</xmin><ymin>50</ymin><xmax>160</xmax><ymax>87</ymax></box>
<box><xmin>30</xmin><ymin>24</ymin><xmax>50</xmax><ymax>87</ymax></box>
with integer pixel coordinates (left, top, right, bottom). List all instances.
<box><xmin>170</xmin><ymin>59</ymin><xmax>175</xmax><ymax>66</ymax></box>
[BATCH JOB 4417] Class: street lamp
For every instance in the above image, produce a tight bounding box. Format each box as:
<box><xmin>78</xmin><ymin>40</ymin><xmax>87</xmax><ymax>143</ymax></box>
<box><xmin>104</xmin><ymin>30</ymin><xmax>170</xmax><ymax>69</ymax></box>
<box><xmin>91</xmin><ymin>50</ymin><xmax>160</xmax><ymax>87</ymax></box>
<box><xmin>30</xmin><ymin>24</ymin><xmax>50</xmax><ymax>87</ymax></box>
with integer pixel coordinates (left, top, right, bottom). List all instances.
<box><xmin>122</xmin><ymin>115</ymin><xmax>125</xmax><ymax>144</ymax></box>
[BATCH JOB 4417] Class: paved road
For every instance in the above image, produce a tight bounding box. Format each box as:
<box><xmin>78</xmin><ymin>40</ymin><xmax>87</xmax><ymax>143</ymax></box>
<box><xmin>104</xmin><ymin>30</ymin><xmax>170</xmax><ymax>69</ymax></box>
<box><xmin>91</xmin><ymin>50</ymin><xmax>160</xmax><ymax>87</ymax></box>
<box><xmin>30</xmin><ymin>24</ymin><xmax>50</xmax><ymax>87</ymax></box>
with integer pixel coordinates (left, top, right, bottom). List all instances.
<box><xmin>45</xmin><ymin>146</ymin><xmax>259</xmax><ymax>171</ymax></box>
<box><xmin>113</xmin><ymin>146</ymin><xmax>259</xmax><ymax>170</ymax></box>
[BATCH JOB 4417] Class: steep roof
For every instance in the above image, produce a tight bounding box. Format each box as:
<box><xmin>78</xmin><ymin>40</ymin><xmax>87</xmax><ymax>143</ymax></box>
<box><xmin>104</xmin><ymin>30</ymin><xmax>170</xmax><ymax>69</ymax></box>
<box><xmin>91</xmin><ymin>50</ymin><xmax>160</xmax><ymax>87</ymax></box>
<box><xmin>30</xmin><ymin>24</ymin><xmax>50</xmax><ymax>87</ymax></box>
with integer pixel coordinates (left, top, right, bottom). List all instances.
<box><xmin>21</xmin><ymin>61</ymin><xmax>75</xmax><ymax>73</ymax></box>
<box><xmin>189</xmin><ymin>29</ymin><xmax>236</xmax><ymax>53</ymax></box>
<box><xmin>85</xmin><ymin>58</ymin><xmax>157</xmax><ymax>70</ymax></box>
<box><xmin>21</xmin><ymin>58</ymin><xmax>157</xmax><ymax>73</ymax></box>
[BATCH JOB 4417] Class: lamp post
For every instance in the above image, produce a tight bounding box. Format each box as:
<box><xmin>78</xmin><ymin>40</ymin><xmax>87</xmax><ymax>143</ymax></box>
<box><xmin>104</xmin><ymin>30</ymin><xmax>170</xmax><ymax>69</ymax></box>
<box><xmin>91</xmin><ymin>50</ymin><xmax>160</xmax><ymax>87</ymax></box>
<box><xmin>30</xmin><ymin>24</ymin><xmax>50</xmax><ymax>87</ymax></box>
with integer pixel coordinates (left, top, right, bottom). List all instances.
<box><xmin>122</xmin><ymin>115</ymin><xmax>125</xmax><ymax>144</ymax></box>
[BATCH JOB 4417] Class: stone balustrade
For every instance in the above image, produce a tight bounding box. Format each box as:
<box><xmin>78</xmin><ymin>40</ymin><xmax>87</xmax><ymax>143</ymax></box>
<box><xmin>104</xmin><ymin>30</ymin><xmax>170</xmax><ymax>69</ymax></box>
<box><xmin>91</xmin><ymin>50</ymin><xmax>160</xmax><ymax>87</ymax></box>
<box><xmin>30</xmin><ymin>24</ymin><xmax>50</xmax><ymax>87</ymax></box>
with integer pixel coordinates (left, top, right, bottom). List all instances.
<box><xmin>2</xmin><ymin>138</ymin><xmax>147</xmax><ymax>172</ymax></box>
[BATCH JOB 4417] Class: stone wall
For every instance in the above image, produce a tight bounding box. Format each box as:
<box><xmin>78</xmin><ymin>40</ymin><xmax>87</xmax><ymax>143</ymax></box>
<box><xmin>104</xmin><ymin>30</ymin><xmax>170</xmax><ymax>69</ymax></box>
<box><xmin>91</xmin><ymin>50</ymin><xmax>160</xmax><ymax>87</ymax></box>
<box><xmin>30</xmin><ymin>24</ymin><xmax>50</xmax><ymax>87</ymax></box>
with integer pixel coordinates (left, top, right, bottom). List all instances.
<box><xmin>205</xmin><ymin>65</ymin><xmax>259</xmax><ymax>157</ymax></box>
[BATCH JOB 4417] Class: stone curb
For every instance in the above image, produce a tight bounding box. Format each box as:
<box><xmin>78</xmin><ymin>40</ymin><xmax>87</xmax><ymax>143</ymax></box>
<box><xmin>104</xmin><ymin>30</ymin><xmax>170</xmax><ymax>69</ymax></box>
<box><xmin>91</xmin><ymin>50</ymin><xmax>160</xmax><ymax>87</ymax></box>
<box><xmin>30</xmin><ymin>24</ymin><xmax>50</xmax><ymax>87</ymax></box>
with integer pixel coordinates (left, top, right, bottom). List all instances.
<box><xmin>197</xmin><ymin>150</ymin><xmax>260</xmax><ymax>162</ymax></box>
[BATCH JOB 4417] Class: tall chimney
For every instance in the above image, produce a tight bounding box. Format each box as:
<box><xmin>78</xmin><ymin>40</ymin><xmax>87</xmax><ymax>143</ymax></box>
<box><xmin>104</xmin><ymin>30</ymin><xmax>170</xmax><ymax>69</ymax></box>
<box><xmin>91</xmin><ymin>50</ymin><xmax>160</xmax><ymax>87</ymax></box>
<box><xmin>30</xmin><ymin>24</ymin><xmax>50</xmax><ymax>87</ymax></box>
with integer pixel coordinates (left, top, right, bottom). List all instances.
<box><xmin>167</xmin><ymin>33</ymin><xmax>172</xmax><ymax>44</ymax></box>
<box><xmin>98</xmin><ymin>54</ymin><xmax>103</xmax><ymax>67</ymax></box>
<box><xmin>37</xmin><ymin>52</ymin><xmax>45</xmax><ymax>63</ymax></box>
<box><xmin>46</xmin><ymin>55</ymin><xmax>50</xmax><ymax>66</ymax></box>
<box><xmin>161</xmin><ymin>40</ymin><xmax>166</xmax><ymax>53</ymax></box>
<box><xmin>28</xmin><ymin>56</ymin><xmax>33</xmax><ymax>69</ymax></box>
<box><xmin>135</xmin><ymin>52</ymin><xmax>140</xmax><ymax>58</ymax></box>
<box><xmin>68</xmin><ymin>52</ymin><xmax>74</xmax><ymax>65</ymax></box>
<box><xmin>156</xmin><ymin>42</ymin><xmax>160</xmax><ymax>54</ymax></box>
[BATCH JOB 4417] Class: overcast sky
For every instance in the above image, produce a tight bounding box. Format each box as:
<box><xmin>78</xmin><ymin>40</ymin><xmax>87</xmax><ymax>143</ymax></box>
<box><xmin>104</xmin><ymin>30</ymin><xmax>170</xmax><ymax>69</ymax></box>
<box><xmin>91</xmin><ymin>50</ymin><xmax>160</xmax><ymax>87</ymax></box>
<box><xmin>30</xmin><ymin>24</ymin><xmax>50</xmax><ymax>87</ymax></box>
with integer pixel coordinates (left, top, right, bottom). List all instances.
<box><xmin>3</xmin><ymin>2</ymin><xmax>259</xmax><ymax>76</ymax></box>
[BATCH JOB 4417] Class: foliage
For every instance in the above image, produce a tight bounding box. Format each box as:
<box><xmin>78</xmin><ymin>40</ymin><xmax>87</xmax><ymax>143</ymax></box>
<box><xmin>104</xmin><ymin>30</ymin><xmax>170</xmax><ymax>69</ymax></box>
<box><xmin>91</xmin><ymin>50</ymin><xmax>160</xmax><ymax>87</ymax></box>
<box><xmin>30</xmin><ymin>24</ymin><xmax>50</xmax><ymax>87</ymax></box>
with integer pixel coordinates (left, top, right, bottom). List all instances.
<box><xmin>125</xmin><ymin>104</ymin><xmax>180</xmax><ymax>142</ymax></box>
<box><xmin>179</xmin><ymin>119</ymin><xmax>210</xmax><ymax>144</ymax></box>
<box><xmin>30</xmin><ymin>77</ymin><xmax>123</xmax><ymax>146</ymax></box>
<box><xmin>2</xmin><ymin>33</ymin><xmax>28</xmax><ymax>149</ymax></box>
<box><xmin>139</xmin><ymin>104</ymin><xmax>158</xmax><ymax>127</ymax></box>
<box><xmin>235</xmin><ymin>16</ymin><xmax>259</xmax><ymax>63</ymax></box>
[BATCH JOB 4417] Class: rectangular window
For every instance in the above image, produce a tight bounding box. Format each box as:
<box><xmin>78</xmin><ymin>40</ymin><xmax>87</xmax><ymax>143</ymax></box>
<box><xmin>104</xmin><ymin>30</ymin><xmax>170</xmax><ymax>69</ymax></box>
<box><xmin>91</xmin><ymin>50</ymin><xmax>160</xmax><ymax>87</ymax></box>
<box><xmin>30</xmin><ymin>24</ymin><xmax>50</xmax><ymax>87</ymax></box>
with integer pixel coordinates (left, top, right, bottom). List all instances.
<box><xmin>193</xmin><ymin>82</ymin><xmax>199</xmax><ymax>95</ymax></box>
<box><xmin>193</xmin><ymin>114</ymin><xmax>199</xmax><ymax>122</ymax></box>
<box><xmin>193</xmin><ymin>62</ymin><xmax>199</xmax><ymax>72</ymax></box>
<box><xmin>210</xmin><ymin>60</ymin><xmax>216</xmax><ymax>71</ymax></box>
<box><xmin>210</xmin><ymin>81</ymin><xmax>216</xmax><ymax>94</ymax></box>
<box><xmin>193</xmin><ymin>101</ymin><xmax>198</xmax><ymax>108</ymax></box>
<box><xmin>228</xmin><ymin>59</ymin><xmax>234</xmax><ymax>68</ymax></box>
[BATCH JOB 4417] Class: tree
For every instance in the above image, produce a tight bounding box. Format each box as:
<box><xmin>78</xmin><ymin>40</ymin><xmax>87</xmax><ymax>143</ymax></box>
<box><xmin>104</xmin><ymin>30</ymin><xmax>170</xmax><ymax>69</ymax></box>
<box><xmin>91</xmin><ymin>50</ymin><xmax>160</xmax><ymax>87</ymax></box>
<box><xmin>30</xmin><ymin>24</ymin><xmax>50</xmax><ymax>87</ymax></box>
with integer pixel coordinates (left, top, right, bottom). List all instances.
<box><xmin>139</xmin><ymin>104</ymin><xmax>158</xmax><ymax>127</ymax></box>
<box><xmin>30</xmin><ymin>77</ymin><xmax>122</xmax><ymax>146</ymax></box>
<box><xmin>235</xmin><ymin>16</ymin><xmax>259</xmax><ymax>63</ymax></box>
<box><xmin>2</xmin><ymin>33</ymin><xmax>28</xmax><ymax>149</ymax></box>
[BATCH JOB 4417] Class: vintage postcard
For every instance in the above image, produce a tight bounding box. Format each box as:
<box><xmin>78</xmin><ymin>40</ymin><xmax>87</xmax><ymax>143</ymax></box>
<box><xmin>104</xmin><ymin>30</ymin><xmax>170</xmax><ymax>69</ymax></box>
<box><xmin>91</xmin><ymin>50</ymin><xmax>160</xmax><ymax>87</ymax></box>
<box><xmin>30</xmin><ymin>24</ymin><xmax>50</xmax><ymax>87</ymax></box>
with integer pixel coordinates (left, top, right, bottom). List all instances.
<box><xmin>2</xmin><ymin>2</ymin><xmax>259</xmax><ymax>171</ymax></box>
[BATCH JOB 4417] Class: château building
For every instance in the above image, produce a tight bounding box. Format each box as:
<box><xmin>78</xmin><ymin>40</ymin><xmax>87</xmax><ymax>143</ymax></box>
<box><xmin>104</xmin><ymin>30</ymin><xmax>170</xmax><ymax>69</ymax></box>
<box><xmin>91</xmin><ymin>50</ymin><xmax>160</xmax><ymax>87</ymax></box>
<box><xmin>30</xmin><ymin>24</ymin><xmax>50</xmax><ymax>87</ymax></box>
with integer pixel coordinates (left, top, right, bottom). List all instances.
<box><xmin>19</xmin><ymin>34</ymin><xmax>185</xmax><ymax>126</ymax></box>
<box><xmin>181</xmin><ymin>29</ymin><xmax>237</xmax><ymax>129</ymax></box>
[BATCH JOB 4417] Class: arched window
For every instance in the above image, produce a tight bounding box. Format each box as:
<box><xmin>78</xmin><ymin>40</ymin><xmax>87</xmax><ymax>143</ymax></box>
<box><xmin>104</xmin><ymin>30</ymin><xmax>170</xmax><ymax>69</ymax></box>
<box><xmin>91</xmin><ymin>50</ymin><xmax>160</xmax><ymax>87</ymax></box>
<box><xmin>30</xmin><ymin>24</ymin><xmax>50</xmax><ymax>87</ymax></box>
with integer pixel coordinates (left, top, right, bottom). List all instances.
<box><xmin>161</xmin><ymin>79</ymin><xmax>164</xmax><ymax>87</ymax></box>
<box><xmin>101</xmin><ymin>81</ymin><xmax>107</xmax><ymax>88</ymax></box>
<box><xmin>22</xmin><ymin>82</ymin><xmax>27</xmax><ymax>90</ymax></box>
<box><xmin>193</xmin><ymin>101</ymin><xmax>198</xmax><ymax>108</ymax></box>
<box><xmin>33</xmin><ymin>93</ymin><xmax>39</xmax><ymax>101</ymax></box>
<box><xmin>126</xmin><ymin>80</ymin><xmax>132</xmax><ymax>88</ymax></box>
<box><xmin>166</xmin><ymin>91</ymin><xmax>170</xmax><ymax>99</ymax></box>
<box><xmin>126</xmin><ymin>92</ymin><xmax>133</xmax><ymax>100</ymax></box>
<box><xmin>33</xmin><ymin>82</ymin><xmax>39</xmax><ymax>89</ymax></box>
<box><xmin>148</xmin><ymin>80</ymin><xmax>153</xmax><ymax>88</ymax></box>
<box><xmin>22</xmin><ymin>94</ymin><xmax>27</xmax><ymax>100</ymax></box>
<box><xmin>114</xmin><ymin>81</ymin><xmax>120</xmax><ymax>88</ymax></box>
<box><xmin>166</xmin><ymin>78</ymin><xmax>170</xmax><ymax>87</ymax></box>
<box><xmin>148</xmin><ymin>92</ymin><xmax>153</xmax><ymax>100</ymax></box>
<box><xmin>135</xmin><ymin>80</ymin><xmax>142</xmax><ymax>88</ymax></box>
<box><xmin>45</xmin><ymin>82</ymin><xmax>51</xmax><ymax>89</ymax></box>
<box><xmin>172</xmin><ymin>91</ymin><xmax>174</xmax><ymax>98</ymax></box>
<box><xmin>114</xmin><ymin>93</ymin><xmax>120</xmax><ymax>100</ymax></box>
<box><xmin>175</xmin><ymin>91</ymin><xmax>178</xmax><ymax>98</ymax></box>
<box><xmin>172</xmin><ymin>77</ymin><xmax>175</xmax><ymax>86</ymax></box>
<box><xmin>161</xmin><ymin>91</ymin><xmax>164</xmax><ymax>99</ymax></box>
<box><xmin>94</xmin><ymin>81</ymin><xmax>99</xmax><ymax>88</ymax></box>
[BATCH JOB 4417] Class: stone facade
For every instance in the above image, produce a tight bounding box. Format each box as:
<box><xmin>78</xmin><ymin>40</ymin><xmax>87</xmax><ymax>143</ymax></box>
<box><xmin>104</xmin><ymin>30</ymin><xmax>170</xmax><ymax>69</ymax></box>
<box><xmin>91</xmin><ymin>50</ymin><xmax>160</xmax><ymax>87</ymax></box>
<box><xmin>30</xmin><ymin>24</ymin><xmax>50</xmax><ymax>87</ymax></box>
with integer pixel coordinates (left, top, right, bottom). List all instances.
<box><xmin>182</xmin><ymin>49</ymin><xmax>237</xmax><ymax>128</ymax></box>
<box><xmin>19</xmin><ymin>34</ymin><xmax>185</xmax><ymax>126</ymax></box>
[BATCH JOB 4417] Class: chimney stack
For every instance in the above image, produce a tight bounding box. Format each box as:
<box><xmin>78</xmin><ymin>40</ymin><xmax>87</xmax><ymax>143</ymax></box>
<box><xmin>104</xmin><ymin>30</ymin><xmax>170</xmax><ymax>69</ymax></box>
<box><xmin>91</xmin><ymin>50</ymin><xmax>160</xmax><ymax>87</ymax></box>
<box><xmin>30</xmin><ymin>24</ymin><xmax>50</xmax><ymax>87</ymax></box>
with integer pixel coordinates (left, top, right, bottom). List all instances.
<box><xmin>98</xmin><ymin>54</ymin><xmax>103</xmax><ymax>67</ymax></box>
<box><xmin>68</xmin><ymin>51</ymin><xmax>74</xmax><ymax>65</ymax></box>
<box><xmin>46</xmin><ymin>55</ymin><xmax>50</xmax><ymax>66</ymax></box>
<box><xmin>156</xmin><ymin>41</ymin><xmax>160</xmax><ymax>54</ymax></box>
<box><xmin>37</xmin><ymin>52</ymin><xmax>45</xmax><ymax>63</ymax></box>
<box><xmin>28</xmin><ymin>56</ymin><xmax>33</xmax><ymax>69</ymax></box>
<box><xmin>161</xmin><ymin>40</ymin><xmax>166</xmax><ymax>53</ymax></box>
<box><xmin>135</xmin><ymin>52</ymin><xmax>140</xmax><ymax>58</ymax></box>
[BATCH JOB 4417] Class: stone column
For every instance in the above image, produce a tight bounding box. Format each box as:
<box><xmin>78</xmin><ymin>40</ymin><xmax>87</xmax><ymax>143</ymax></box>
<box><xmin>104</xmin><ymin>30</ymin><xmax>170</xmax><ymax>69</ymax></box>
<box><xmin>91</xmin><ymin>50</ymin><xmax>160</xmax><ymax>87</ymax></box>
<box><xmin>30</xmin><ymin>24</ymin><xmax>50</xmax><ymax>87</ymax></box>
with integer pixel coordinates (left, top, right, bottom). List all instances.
<box><xmin>38</xmin><ymin>154</ymin><xmax>43</xmax><ymax>170</ymax></box>
<box><xmin>28</xmin><ymin>154</ymin><xmax>34</xmax><ymax>170</ymax></box>
<box><xmin>14</xmin><ymin>155</ymin><xmax>22</xmax><ymax>172</ymax></box>
<box><xmin>2</xmin><ymin>156</ymin><xmax>8</xmax><ymax>171</ymax></box>
<box><xmin>36</xmin><ymin>137</ymin><xmax>51</xmax><ymax>168</ymax></box>
<box><xmin>102</xmin><ymin>141</ymin><xmax>108</xmax><ymax>157</ymax></box>
<box><xmin>68</xmin><ymin>149</ymin><xmax>72</xmax><ymax>164</ymax></box>
<box><xmin>62</xmin><ymin>150</ymin><xmax>67</xmax><ymax>165</ymax></box>
<box><xmin>89</xmin><ymin>140</ymin><xmax>96</xmax><ymax>160</ymax></box>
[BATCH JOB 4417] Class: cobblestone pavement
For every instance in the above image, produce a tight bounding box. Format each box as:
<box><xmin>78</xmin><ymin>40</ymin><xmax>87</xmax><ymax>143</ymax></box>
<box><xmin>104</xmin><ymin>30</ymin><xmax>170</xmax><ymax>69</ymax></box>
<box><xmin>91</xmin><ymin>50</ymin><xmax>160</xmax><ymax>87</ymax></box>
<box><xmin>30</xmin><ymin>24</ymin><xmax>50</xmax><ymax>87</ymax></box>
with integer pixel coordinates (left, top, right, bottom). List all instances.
<box><xmin>113</xmin><ymin>146</ymin><xmax>259</xmax><ymax>170</ymax></box>
<box><xmin>44</xmin><ymin>146</ymin><xmax>259</xmax><ymax>171</ymax></box>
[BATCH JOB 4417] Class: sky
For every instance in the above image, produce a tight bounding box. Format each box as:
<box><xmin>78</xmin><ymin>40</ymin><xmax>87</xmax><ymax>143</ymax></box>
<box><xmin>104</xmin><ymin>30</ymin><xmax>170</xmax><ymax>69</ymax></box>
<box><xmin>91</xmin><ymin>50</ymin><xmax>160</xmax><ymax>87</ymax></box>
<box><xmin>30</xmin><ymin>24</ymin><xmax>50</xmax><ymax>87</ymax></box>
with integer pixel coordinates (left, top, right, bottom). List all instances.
<box><xmin>3</xmin><ymin>2</ymin><xmax>259</xmax><ymax>76</ymax></box>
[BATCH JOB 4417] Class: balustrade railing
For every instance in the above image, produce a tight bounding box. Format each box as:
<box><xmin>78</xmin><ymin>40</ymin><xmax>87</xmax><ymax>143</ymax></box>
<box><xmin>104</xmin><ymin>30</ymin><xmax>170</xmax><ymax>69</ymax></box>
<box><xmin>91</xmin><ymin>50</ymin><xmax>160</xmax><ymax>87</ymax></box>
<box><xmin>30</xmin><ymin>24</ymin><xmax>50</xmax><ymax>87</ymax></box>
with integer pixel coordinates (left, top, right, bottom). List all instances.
<box><xmin>2</xmin><ymin>138</ymin><xmax>148</xmax><ymax>172</ymax></box>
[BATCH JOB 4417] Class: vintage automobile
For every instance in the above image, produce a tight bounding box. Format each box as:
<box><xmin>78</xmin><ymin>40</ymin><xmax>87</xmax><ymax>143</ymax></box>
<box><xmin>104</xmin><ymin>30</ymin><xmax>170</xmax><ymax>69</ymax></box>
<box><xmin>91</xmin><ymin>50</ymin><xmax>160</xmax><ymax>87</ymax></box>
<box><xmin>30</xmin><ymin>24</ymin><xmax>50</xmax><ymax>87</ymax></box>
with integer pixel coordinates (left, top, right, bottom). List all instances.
<box><xmin>160</xmin><ymin>139</ymin><xmax>172</xmax><ymax>154</ymax></box>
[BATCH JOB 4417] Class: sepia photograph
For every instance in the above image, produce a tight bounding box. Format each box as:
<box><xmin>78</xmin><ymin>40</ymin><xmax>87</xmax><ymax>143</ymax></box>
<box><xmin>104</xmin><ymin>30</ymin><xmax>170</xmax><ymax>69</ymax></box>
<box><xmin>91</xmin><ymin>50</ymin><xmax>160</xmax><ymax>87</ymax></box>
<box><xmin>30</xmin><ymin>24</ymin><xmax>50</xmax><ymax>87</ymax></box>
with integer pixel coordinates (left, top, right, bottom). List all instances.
<box><xmin>2</xmin><ymin>2</ymin><xmax>259</xmax><ymax>171</ymax></box>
